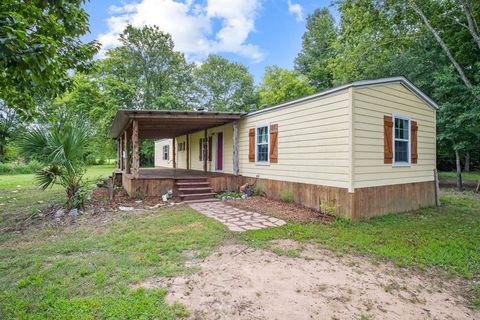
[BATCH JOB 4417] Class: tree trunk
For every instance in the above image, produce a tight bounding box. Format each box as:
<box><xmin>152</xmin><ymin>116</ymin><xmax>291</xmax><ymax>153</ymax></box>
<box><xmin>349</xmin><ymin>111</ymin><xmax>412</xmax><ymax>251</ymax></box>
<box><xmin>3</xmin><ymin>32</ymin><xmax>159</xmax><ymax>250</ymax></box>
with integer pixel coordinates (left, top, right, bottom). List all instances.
<box><xmin>410</xmin><ymin>2</ymin><xmax>475</xmax><ymax>92</ymax></box>
<box><xmin>455</xmin><ymin>149</ymin><xmax>463</xmax><ymax>191</ymax></box>
<box><xmin>460</xmin><ymin>0</ymin><xmax>480</xmax><ymax>50</ymax></box>
<box><xmin>464</xmin><ymin>151</ymin><xmax>470</xmax><ymax>172</ymax></box>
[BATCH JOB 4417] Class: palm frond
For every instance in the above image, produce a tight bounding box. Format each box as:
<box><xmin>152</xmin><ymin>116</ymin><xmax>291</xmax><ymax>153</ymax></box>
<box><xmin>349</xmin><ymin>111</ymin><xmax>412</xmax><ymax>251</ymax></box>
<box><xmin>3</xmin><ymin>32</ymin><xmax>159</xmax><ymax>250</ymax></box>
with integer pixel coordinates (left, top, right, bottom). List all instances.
<box><xmin>35</xmin><ymin>165</ymin><xmax>62</xmax><ymax>190</ymax></box>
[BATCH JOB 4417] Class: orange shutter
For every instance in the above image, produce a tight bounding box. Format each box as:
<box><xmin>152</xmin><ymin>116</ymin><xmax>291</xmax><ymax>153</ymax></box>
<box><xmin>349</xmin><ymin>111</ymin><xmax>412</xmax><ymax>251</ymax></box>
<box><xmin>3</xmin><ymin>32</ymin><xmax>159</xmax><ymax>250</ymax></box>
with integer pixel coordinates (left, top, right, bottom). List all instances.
<box><xmin>384</xmin><ymin>116</ymin><xmax>393</xmax><ymax>164</ymax></box>
<box><xmin>411</xmin><ymin>121</ymin><xmax>418</xmax><ymax>164</ymax></box>
<box><xmin>199</xmin><ymin>139</ymin><xmax>202</xmax><ymax>161</ymax></box>
<box><xmin>208</xmin><ymin>136</ymin><xmax>212</xmax><ymax>161</ymax></box>
<box><xmin>248</xmin><ymin>128</ymin><xmax>255</xmax><ymax>162</ymax></box>
<box><xmin>269</xmin><ymin>124</ymin><xmax>278</xmax><ymax>163</ymax></box>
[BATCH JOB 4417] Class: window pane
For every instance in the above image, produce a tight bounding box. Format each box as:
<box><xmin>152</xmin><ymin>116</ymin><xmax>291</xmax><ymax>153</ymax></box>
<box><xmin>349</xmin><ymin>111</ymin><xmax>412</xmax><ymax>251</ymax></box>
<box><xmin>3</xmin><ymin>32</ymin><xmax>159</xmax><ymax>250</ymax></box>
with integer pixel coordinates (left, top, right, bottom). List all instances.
<box><xmin>395</xmin><ymin>118</ymin><xmax>409</xmax><ymax>140</ymax></box>
<box><xmin>395</xmin><ymin>140</ymin><xmax>408</xmax><ymax>162</ymax></box>
<box><xmin>257</xmin><ymin>144</ymin><xmax>268</xmax><ymax>162</ymax></box>
<box><xmin>257</xmin><ymin>126</ymin><xmax>268</xmax><ymax>144</ymax></box>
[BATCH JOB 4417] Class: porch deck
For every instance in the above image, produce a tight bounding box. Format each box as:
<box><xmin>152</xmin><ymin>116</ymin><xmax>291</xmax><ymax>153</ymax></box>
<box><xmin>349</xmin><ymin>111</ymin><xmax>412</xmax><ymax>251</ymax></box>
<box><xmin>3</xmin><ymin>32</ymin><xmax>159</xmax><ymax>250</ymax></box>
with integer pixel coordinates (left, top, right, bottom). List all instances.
<box><xmin>122</xmin><ymin>167</ymin><xmax>231</xmax><ymax>180</ymax></box>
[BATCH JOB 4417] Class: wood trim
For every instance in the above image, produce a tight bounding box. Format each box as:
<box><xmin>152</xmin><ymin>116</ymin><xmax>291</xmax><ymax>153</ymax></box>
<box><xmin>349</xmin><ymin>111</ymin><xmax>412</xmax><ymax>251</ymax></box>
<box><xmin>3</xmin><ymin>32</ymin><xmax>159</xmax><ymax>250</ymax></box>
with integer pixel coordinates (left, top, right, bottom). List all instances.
<box><xmin>269</xmin><ymin>124</ymin><xmax>278</xmax><ymax>163</ymax></box>
<box><xmin>124</xmin><ymin>130</ymin><xmax>130</xmax><ymax>174</ymax></box>
<box><xmin>203</xmin><ymin>129</ymin><xmax>208</xmax><ymax>172</ymax></box>
<box><xmin>172</xmin><ymin>137</ymin><xmax>176</xmax><ymax>168</ymax></box>
<box><xmin>384</xmin><ymin>115</ymin><xmax>393</xmax><ymax>164</ymax></box>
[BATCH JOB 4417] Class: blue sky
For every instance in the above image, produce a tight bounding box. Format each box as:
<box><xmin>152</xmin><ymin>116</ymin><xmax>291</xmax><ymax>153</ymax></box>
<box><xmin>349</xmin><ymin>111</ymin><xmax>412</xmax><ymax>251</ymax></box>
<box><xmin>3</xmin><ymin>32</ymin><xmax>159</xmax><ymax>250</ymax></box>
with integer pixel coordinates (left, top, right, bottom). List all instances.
<box><xmin>83</xmin><ymin>0</ymin><xmax>337</xmax><ymax>83</ymax></box>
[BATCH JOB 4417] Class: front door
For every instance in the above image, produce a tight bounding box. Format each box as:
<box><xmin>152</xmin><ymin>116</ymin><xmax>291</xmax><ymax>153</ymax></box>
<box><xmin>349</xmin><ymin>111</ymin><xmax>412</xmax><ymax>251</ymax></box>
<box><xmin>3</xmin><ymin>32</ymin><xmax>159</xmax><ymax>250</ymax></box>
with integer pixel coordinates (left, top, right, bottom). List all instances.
<box><xmin>216</xmin><ymin>132</ymin><xmax>223</xmax><ymax>171</ymax></box>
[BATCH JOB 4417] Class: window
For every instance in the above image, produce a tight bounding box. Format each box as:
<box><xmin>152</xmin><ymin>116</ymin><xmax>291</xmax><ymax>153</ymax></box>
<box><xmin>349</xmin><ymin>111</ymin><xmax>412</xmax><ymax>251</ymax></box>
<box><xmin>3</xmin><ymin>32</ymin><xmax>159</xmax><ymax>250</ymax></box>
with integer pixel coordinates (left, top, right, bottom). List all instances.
<box><xmin>256</xmin><ymin>125</ymin><xmax>269</xmax><ymax>163</ymax></box>
<box><xmin>393</xmin><ymin>115</ymin><xmax>410</xmax><ymax>165</ymax></box>
<box><xmin>199</xmin><ymin>138</ymin><xmax>205</xmax><ymax>161</ymax></box>
<box><xmin>178</xmin><ymin>141</ymin><xmax>185</xmax><ymax>151</ymax></box>
<box><xmin>163</xmin><ymin>145</ymin><xmax>168</xmax><ymax>160</ymax></box>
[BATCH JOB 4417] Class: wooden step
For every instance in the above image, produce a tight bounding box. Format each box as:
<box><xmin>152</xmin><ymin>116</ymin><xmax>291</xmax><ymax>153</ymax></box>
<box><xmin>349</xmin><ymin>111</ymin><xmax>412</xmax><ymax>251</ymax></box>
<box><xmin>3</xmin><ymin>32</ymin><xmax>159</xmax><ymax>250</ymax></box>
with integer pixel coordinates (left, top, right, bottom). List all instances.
<box><xmin>183</xmin><ymin>198</ymin><xmax>220</xmax><ymax>204</ymax></box>
<box><xmin>180</xmin><ymin>193</ymin><xmax>217</xmax><ymax>201</ymax></box>
<box><xmin>178</xmin><ymin>187</ymin><xmax>213</xmax><ymax>194</ymax></box>
<box><xmin>176</xmin><ymin>181</ymin><xmax>210</xmax><ymax>187</ymax></box>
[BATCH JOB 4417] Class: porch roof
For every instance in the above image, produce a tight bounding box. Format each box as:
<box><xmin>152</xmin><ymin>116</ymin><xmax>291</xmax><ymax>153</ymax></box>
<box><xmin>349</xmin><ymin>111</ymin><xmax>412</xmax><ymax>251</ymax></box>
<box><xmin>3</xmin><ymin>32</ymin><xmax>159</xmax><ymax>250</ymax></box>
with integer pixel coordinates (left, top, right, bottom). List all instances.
<box><xmin>109</xmin><ymin>109</ymin><xmax>245</xmax><ymax>139</ymax></box>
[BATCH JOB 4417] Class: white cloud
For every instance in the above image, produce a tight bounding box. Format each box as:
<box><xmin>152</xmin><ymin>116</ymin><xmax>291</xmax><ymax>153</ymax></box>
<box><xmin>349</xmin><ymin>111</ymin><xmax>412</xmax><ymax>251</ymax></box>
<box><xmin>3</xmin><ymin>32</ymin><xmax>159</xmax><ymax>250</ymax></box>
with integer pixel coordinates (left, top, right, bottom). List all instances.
<box><xmin>97</xmin><ymin>0</ymin><xmax>264</xmax><ymax>62</ymax></box>
<box><xmin>287</xmin><ymin>0</ymin><xmax>304</xmax><ymax>22</ymax></box>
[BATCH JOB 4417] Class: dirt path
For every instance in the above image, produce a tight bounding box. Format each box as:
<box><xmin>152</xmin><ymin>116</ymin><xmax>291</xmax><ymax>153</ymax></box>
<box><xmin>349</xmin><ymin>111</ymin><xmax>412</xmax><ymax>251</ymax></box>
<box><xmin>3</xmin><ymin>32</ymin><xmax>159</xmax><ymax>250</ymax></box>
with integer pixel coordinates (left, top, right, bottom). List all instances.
<box><xmin>134</xmin><ymin>240</ymin><xmax>478</xmax><ymax>320</ymax></box>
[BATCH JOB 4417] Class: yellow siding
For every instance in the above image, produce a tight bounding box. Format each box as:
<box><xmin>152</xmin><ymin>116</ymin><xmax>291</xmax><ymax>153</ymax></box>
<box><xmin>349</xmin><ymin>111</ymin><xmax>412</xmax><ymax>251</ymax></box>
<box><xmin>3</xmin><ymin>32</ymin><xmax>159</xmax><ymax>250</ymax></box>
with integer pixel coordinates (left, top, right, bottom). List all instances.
<box><xmin>154</xmin><ymin>139</ymin><xmax>173</xmax><ymax>167</ymax></box>
<box><xmin>238</xmin><ymin>90</ymin><xmax>351</xmax><ymax>188</ymax></box>
<box><xmin>352</xmin><ymin>83</ymin><xmax>436</xmax><ymax>188</ymax></box>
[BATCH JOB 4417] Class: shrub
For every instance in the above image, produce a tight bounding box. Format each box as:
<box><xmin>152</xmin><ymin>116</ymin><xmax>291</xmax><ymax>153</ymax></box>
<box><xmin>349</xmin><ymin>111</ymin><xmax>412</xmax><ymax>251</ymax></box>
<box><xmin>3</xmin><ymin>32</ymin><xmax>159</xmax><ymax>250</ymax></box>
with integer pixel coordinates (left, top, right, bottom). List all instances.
<box><xmin>280</xmin><ymin>191</ymin><xmax>294</xmax><ymax>203</ymax></box>
<box><xmin>0</xmin><ymin>160</ymin><xmax>43</xmax><ymax>175</ymax></box>
<box><xmin>252</xmin><ymin>185</ymin><xmax>265</xmax><ymax>197</ymax></box>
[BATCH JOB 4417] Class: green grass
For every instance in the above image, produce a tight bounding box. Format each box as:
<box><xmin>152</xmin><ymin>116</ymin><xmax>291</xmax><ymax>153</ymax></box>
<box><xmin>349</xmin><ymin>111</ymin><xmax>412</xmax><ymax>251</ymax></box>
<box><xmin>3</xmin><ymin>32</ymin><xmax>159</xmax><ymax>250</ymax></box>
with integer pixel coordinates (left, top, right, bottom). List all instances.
<box><xmin>1</xmin><ymin>168</ymin><xmax>479</xmax><ymax>316</ymax></box>
<box><xmin>0</xmin><ymin>165</ymin><xmax>115</xmax><ymax>232</ymax></box>
<box><xmin>240</xmin><ymin>191</ymin><xmax>480</xmax><ymax>279</ymax></box>
<box><xmin>439</xmin><ymin>170</ymin><xmax>480</xmax><ymax>183</ymax></box>
<box><xmin>0</xmin><ymin>207</ymin><xmax>227</xmax><ymax>319</ymax></box>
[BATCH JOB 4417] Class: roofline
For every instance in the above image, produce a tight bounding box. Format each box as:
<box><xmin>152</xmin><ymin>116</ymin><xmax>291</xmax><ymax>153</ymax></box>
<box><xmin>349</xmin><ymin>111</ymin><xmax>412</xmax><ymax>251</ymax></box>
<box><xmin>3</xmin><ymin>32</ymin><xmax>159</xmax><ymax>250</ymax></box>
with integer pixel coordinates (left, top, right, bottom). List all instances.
<box><xmin>246</xmin><ymin>76</ymin><xmax>438</xmax><ymax>117</ymax></box>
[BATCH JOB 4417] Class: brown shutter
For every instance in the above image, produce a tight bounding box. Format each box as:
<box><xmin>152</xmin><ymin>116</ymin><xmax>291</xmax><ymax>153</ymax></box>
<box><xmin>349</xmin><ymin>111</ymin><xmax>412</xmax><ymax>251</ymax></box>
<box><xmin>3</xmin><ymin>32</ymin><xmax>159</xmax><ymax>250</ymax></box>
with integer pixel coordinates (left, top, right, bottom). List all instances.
<box><xmin>167</xmin><ymin>145</ymin><xmax>170</xmax><ymax>160</ymax></box>
<box><xmin>248</xmin><ymin>128</ymin><xmax>255</xmax><ymax>162</ymax></box>
<box><xmin>384</xmin><ymin>116</ymin><xmax>393</xmax><ymax>164</ymax></box>
<box><xmin>269</xmin><ymin>124</ymin><xmax>278</xmax><ymax>163</ymax></box>
<box><xmin>199</xmin><ymin>139</ymin><xmax>202</xmax><ymax>161</ymax></box>
<box><xmin>411</xmin><ymin>121</ymin><xmax>418</xmax><ymax>164</ymax></box>
<box><xmin>208</xmin><ymin>136</ymin><xmax>213</xmax><ymax>161</ymax></box>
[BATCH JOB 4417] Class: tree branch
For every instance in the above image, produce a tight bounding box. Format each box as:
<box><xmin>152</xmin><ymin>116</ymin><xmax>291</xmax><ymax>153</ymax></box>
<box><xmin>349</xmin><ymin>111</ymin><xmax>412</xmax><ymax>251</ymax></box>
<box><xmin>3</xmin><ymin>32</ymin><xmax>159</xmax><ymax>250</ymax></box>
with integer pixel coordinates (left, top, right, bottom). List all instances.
<box><xmin>410</xmin><ymin>1</ymin><xmax>474</xmax><ymax>92</ymax></box>
<box><xmin>459</xmin><ymin>0</ymin><xmax>480</xmax><ymax>50</ymax></box>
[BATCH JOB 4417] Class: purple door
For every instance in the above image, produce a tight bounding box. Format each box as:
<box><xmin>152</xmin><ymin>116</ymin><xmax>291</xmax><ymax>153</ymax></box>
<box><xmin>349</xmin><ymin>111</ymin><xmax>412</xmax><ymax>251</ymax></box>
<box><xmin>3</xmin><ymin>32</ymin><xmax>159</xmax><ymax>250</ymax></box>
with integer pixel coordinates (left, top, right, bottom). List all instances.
<box><xmin>216</xmin><ymin>132</ymin><xmax>223</xmax><ymax>171</ymax></box>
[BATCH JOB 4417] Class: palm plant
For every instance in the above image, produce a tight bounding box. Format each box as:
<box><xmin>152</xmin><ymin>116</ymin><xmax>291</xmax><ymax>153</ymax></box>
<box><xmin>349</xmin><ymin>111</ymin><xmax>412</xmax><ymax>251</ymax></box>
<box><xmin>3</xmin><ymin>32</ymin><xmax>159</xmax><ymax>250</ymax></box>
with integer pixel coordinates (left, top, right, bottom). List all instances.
<box><xmin>19</xmin><ymin>121</ymin><xmax>90</xmax><ymax>209</ymax></box>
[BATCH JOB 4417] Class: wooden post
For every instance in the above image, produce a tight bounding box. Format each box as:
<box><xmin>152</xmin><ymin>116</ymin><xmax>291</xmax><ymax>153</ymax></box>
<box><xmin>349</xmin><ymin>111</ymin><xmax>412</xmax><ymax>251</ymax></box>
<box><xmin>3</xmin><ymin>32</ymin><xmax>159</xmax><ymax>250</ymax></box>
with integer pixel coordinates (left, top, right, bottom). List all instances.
<box><xmin>124</xmin><ymin>131</ymin><xmax>130</xmax><ymax>174</ymax></box>
<box><xmin>172</xmin><ymin>137</ymin><xmax>176</xmax><ymax>169</ymax></box>
<box><xmin>132</xmin><ymin>119</ymin><xmax>139</xmax><ymax>179</ymax></box>
<box><xmin>116</xmin><ymin>138</ymin><xmax>120</xmax><ymax>169</ymax></box>
<box><xmin>186</xmin><ymin>134</ymin><xmax>190</xmax><ymax>170</ymax></box>
<box><xmin>434</xmin><ymin>168</ymin><xmax>441</xmax><ymax>207</ymax></box>
<box><xmin>203</xmin><ymin>129</ymin><xmax>208</xmax><ymax>172</ymax></box>
<box><xmin>232</xmin><ymin>120</ymin><xmax>239</xmax><ymax>175</ymax></box>
<box><xmin>118</xmin><ymin>136</ymin><xmax>123</xmax><ymax>170</ymax></box>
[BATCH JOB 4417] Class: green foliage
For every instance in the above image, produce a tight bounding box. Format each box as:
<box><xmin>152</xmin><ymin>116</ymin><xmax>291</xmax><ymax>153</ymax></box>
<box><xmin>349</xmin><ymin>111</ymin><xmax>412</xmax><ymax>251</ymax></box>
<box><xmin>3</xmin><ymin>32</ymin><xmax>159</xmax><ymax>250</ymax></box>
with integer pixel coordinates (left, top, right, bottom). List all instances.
<box><xmin>280</xmin><ymin>191</ymin><xmax>294</xmax><ymax>203</ymax></box>
<box><xmin>192</xmin><ymin>54</ymin><xmax>256</xmax><ymax>112</ymax></box>
<box><xmin>18</xmin><ymin>121</ymin><xmax>90</xmax><ymax>208</ymax></box>
<box><xmin>219</xmin><ymin>191</ymin><xmax>243</xmax><ymax>199</ymax></box>
<box><xmin>0</xmin><ymin>160</ymin><xmax>42</xmax><ymax>175</ymax></box>
<box><xmin>294</xmin><ymin>8</ymin><xmax>337</xmax><ymax>90</ymax></box>
<box><xmin>0</xmin><ymin>0</ymin><xmax>99</xmax><ymax>118</ymax></box>
<box><xmin>101</xmin><ymin>25</ymin><xmax>193</xmax><ymax>110</ymax></box>
<box><xmin>258</xmin><ymin>66</ymin><xmax>315</xmax><ymax>106</ymax></box>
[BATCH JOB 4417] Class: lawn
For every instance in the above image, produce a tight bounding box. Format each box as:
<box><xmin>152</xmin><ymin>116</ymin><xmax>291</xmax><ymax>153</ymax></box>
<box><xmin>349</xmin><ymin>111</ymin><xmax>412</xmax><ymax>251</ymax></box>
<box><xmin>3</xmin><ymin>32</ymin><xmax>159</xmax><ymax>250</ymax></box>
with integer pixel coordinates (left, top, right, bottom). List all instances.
<box><xmin>439</xmin><ymin>170</ymin><xmax>480</xmax><ymax>183</ymax></box>
<box><xmin>0</xmin><ymin>168</ymin><xmax>479</xmax><ymax>317</ymax></box>
<box><xmin>0</xmin><ymin>165</ymin><xmax>116</xmax><ymax>233</ymax></box>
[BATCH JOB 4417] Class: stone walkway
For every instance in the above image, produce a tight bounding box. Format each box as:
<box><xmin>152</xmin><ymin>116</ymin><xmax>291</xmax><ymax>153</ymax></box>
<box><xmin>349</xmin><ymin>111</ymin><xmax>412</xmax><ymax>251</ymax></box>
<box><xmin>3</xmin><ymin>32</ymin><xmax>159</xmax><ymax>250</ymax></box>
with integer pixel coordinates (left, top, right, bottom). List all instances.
<box><xmin>189</xmin><ymin>201</ymin><xmax>286</xmax><ymax>232</ymax></box>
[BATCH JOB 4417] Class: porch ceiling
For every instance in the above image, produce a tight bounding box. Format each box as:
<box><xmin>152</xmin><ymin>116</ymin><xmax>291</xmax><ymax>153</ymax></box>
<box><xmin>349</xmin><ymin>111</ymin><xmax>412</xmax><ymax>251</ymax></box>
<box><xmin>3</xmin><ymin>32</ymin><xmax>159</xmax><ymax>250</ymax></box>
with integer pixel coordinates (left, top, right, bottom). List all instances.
<box><xmin>109</xmin><ymin>109</ymin><xmax>245</xmax><ymax>139</ymax></box>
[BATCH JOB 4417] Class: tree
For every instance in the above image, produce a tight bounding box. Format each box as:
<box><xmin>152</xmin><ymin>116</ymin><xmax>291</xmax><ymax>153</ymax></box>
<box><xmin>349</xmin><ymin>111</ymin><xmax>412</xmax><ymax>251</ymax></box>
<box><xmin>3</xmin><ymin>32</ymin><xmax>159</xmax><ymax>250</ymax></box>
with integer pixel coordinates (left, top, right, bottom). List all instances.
<box><xmin>257</xmin><ymin>66</ymin><xmax>315</xmax><ymax>106</ymax></box>
<box><xmin>192</xmin><ymin>55</ymin><xmax>256</xmax><ymax>112</ymax></box>
<box><xmin>19</xmin><ymin>121</ymin><xmax>90</xmax><ymax>208</ymax></box>
<box><xmin>0</xmin><ymin>103</ymin><xmax>21</xmax><ymax>161</ymax></box>
<box><xmin>294</xmin><ymin>8</ymin><xmax>337</xmax><ymax>90</ymax></box>
<box><xmin>101</xmin><ymin>25</ymin><xmax>193</xmax><ymax>110</ymax></box>
<box><xmin>0</xmin><ymin>0</ymin><xmax>99</xmax><ymax>118</ymax></box>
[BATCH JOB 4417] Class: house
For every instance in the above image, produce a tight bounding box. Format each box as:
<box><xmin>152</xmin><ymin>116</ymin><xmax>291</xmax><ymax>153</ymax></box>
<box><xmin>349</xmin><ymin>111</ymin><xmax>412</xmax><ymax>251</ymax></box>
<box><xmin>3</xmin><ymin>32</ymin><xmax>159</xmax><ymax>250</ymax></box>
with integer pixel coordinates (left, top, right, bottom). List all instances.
<box><xmin>109</xmin><ymin>76</ymin><xmax>438</xmax><ymax>220</ymax></box>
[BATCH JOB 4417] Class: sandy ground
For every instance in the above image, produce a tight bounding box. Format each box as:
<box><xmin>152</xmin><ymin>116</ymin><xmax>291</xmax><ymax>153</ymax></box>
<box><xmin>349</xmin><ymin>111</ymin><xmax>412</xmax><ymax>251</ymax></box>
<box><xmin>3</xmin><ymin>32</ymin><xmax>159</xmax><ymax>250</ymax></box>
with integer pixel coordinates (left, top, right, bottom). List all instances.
<box><xmin>133</xmin><ymin>240</ymin><xmax>478</xmax><ymax>320</ymax></box>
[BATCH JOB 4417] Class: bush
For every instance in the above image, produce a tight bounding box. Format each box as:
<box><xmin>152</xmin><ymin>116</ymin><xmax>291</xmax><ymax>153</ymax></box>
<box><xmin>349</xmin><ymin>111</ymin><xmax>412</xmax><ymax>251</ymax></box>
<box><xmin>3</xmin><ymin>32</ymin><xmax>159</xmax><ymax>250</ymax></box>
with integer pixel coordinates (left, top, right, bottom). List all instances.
<box><xmin>280</xmin><ymin>191</ymin><xmax>294</xmax><ymax>203</ymax></box>
<box><xmin>0</xmin><ymin>160</ymin><xmax>43</xmax><ymax>175</ymax></box>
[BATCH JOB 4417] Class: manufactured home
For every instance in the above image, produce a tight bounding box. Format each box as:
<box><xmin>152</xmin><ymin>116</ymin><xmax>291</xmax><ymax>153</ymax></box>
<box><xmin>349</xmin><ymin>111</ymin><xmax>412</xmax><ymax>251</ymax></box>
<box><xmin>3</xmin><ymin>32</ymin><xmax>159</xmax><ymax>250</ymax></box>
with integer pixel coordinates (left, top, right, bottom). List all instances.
<box><xmin>109</xmin><ymin>76</ymin><xmax>438</xmax><ymax>219</ymax></box>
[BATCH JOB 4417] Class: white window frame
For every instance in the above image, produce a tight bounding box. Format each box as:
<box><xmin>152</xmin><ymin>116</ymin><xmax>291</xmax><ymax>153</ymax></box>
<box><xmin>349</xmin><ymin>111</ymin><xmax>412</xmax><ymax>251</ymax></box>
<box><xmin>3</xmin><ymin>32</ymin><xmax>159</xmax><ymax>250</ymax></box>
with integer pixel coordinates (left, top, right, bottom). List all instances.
<box><xmin>162</xmin><ymin>145</ymin><xmax>169</xmax><ymax>161</ymax></box>
<box><xmin>392</xmin><ymin>114</ymin><xmax>411</xmax><ymax>167</ymax></box>
<box><xmin>199</xmin><ymin>138</ymin><xmax>205</xmax><ymax>162</ymax></box>
<box><xmin>255</xmin><ymin>124</ymin><xmax>270</xmax><ymax>165</ymax></box>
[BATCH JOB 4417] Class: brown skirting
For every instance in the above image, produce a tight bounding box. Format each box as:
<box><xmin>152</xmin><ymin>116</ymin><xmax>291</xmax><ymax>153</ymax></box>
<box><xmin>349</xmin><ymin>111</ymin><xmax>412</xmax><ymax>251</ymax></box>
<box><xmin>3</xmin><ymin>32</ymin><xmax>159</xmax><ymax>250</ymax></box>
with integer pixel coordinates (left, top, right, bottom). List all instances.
<box><xmin>121</xmin><ymin>171</ymin><xmax>435</xmax><ymax>219</ymax></box>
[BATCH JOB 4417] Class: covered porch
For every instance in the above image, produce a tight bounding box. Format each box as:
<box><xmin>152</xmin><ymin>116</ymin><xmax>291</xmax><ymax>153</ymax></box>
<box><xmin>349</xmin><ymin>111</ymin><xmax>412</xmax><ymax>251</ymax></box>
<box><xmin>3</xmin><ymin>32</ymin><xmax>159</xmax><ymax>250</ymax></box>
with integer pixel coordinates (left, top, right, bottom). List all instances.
<box><xmin>108</xmin><ymin>110</ymin><xmax>245</xmax><ymax>198</ymax></box>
